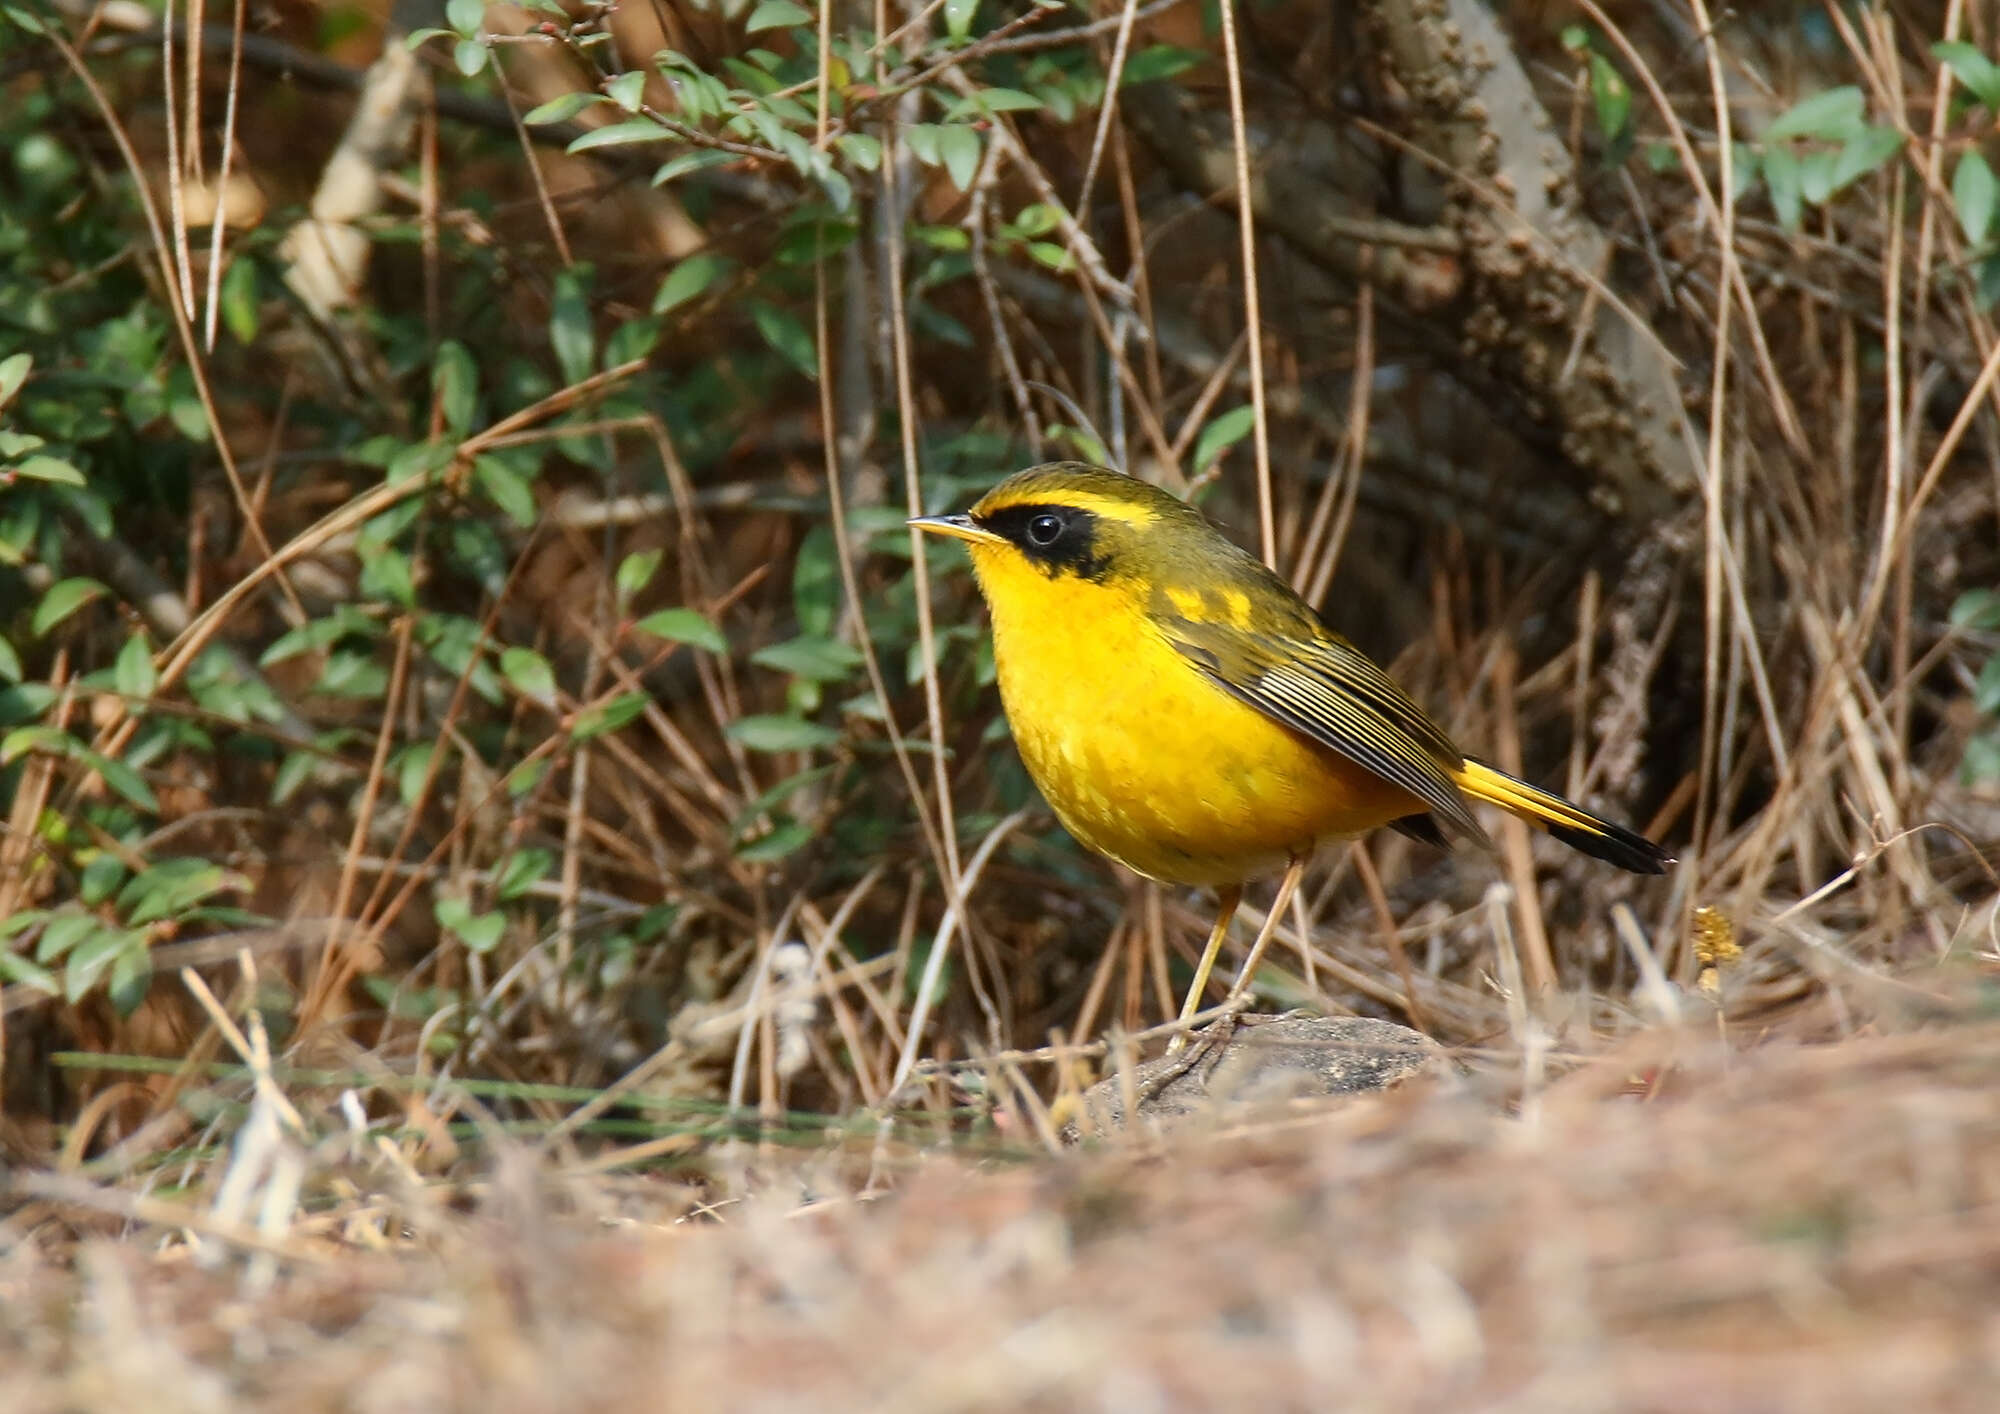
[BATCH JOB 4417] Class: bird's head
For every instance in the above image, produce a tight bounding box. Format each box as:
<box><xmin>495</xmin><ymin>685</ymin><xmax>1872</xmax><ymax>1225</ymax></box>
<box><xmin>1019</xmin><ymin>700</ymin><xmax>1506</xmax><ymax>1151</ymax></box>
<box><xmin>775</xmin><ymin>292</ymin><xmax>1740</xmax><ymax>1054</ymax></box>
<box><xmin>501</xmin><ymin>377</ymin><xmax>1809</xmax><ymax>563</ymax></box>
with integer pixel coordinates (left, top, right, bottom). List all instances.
<box><xmin>908</xmin><ymin>462</ymin><xmax>1222</xmax><ymax>599</ymax></box>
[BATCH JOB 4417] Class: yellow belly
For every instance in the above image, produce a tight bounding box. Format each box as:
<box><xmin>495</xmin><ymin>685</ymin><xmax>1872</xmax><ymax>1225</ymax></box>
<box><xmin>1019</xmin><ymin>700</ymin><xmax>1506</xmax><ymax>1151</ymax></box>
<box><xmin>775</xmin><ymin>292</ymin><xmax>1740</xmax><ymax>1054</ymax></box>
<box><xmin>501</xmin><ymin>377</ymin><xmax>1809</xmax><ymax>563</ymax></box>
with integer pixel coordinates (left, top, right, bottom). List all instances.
<box><xmin>981</xmin><ymin>563</ymin><xmax>1421</xmax><ymax>887</ymax></box>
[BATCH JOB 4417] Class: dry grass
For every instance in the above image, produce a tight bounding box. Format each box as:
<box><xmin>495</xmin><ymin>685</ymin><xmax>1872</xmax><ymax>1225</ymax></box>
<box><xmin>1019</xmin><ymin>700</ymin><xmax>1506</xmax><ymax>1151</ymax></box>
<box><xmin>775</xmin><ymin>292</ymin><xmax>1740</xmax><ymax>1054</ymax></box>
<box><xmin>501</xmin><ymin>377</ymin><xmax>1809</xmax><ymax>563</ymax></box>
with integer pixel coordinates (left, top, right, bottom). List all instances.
<box><xmin>9</xmin><ymin>977</ymin><xmax>2000</xmax><ymax>1411</ymax></box>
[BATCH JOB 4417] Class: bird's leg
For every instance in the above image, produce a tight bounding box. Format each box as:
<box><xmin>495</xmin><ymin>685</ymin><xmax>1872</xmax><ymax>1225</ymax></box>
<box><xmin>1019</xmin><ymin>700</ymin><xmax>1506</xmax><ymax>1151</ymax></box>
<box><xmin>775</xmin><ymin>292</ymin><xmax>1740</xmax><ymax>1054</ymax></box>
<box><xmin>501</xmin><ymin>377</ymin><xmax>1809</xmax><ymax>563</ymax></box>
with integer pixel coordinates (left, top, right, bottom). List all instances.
<box><xmin>1226</xmin><ymin>853</ymin><xmax>1307</xmax><ymax>1006</ymax></box>
<box><xmin>1169</xmin><ymin>884</ymin><xmax>1242</xmax><ymax>1053</ymax></box>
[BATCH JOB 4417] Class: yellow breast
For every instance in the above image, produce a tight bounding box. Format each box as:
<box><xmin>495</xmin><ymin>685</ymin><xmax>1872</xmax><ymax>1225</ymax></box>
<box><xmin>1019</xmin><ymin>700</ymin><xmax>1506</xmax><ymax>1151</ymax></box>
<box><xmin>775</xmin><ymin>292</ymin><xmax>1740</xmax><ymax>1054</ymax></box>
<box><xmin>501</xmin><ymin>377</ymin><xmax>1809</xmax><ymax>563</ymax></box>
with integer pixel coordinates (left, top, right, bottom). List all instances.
<box><xmin>971</xmin><ymin>545</ymin><xmax>1421</xmax><ymax>886</ymax></box>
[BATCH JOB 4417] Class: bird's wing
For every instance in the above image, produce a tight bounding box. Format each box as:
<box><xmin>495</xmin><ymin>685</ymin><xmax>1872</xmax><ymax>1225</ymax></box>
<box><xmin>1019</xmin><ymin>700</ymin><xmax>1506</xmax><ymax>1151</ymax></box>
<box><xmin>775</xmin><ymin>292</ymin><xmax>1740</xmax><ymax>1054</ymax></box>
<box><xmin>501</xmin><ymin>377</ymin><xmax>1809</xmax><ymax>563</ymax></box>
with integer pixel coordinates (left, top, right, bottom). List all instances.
<box><xmin>1161</xmin><ymin>612</ymin><xmax>1490</xmax><ymax>846</ymax></box>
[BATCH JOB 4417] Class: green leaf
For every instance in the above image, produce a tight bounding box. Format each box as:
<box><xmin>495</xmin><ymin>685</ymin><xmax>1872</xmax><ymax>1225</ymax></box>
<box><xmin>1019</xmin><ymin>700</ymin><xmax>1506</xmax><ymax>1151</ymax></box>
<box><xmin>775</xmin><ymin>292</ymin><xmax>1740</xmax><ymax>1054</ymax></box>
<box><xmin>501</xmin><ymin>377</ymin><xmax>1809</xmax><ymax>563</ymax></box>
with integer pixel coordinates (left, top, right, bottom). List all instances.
<box><xmin>84</xmin><ymin>745</ymin><xmax>155</xmax><ymax>810</ymax></box>
<box><xmin>500</xmin><ymin>646</ymin><xmax>558</xmax><ymax>705</ymax></box>
<box><xmin>1035</xmin><ymin>74</ymin><xmax>1080</xmax><ymax>124</ymax></box>
<box><xmin>653</xmin><ymin>251</ymin><xmax>734</xmax><ymax>315</ymax></box>
<box><xmin>260</xmin><ymin>606</ymin><xmax>377</xmax><ymax>667</ymax></box>
<box><xmin>523</xmin><ymin>92</ymin><xmax>605</xmax><ymax>126</ymax></box>
<box><xmin>1979</xmin><ymin>254</ymin><xmax>2000</xmax><ymax>312</ymax></box>
<box><xmin>569</xmin><ymin>690</ymin><xmax>649</xmax><ymax>741</ymax></box>
<box><xmin>11</xmin><ymin>455</ymin><xmax>86</xmax><ymax>486</ymax></box>
<box><xmin>746</xmin><ymin>0</ymin><xmax>811</xmax><ymax>32</ymax></box>
<box><xmin>836</xmin><ymin>133</ymin><xmax>881</xmax><ymax>172</ymax></box>
<box><xmin>473</xmin><ymin>454</ymin><xmax>537</xmax><ymax>527</ymax></box>
<box><xmin>606</xmin><ymin>70</ymin><xmax>647</xmax><ymax>112</ymax></box>
<box><xmin>166</xmin><ymin>374</ymin><xmax>212</xmax><ymax>443</ymax></box>
<box><xmin>605</xmin><ymin>316</ymin><xmax>659</xmax><ymax>367</ymax></box>
<box><xmin>186</xmin><ymin>647</ymin><xmax>286</xmax><ymax>728</ymax></box>
<box><xmin>114</xmin><ymin>633</ymin><xmax>157</xmax><ymax>700</ymax></box>
<box><xmin>947</xmin><ymin>87</ymin><xmax>1042</xmax><ymax>119</ymax></box>
<box><xmin>913</xmin><ymin>224</ymin><xmax>970</xmax><ymax>251</ymax></box>
<box><xmin>1828</xmin><ymin>125</ymin><xmax>1902</xmax><ymax>195</ymax></box>
<box><xmin>774</xmin><ymin>217</ymin><xmax>859</xmax><ymax>267</ymax></box>
<box><xmin>1121</xmin><ymin>44</ymin><xmax>1205</xmax><ymax>86</ymax></box>
<box><xmin>314</xmin><ymin>649</ymin><xmax>389</xmax><ymax>700</ymax></box>
<box><xmin>32</xmin><ymin>578</ymin><xmax>108</xmax><ymax>636</ymax></box>
<box><xmin>0</xmin><ymin>352</ymin><xmax>30</xmax><ymax>411</ymax></box>
<box><xmin>1024</xmin><ymin>241</ymin><xmax>1074</xmax><ymax>272</ymax></box>
<box><xmin>359</xmin><ymin>547</ymin><xmax>415</xmax><ymax>607</ymax></box>
<box><xmin>735</xmin><ymin>764</ymin><xmax>834</xmax><ymax>827</ymax></box>
<box><xmin>220</xmin><ymin>256</ymin><xmax>259</xmax><ymax>344</ymax></box>
<box><xmin>383</xmin><ymin>440</ymin><xmax>456</xmax><ymax>485</ymax></box>
<box><xmin>568</xmin><ymin>120</ymin><xmax>671</xmax><ymax>153</ymax></box>
<box><xmin>454</xmin><ymin>39</ymin><xmax>487</xmax><ymax>78</ymax></box>
<box><xmin>495</xmin><ymin>847</ymin><xmax>555</xmax><ymax>900</ymax></box>
<box><xmin>435</xmin><ymin>896</ymin><xmax>505</xmax><ymax>953</ymax></box>
<box><xmin>938</xmin><ymin>124</ymin><xmax>981</xmax><ymax>193</ymax></box>
<box><xmin>0</xmin><ymin>909</ymin><xmax>49</xmax><ymax>943</ymax></box>
<box><xmin>1193</xmin><ymin>404</ymin><xmax>1257</xmax><ymax>471</ymax></box>
<box><xmin>0</xmin><ymin>638</ymin><xmax>21</xmax><ymax>683</ymax></box>
<box><xmin>1588</xmin><ymin>53</ymin><xmax>1630</xmax><ymax>143</ymax></box>
<box><xmin>654</xmin><ymin>150</ymin><xmax>734</xmax><ymax>186</ymax></box>
<box><xmin>36</xmin><ymin>910</ymin><xmax>98</xmax><ymax>964</ymax></box>
<box><xmin>64</xmin><ymin>926</ymin><xmax>128</xmax><ymax>1004</ymax></box>
<box><xmin>78</xmin><ymin>852</ymin><xmax>125</xmax><ymax>906</ymax></box>
<box><xmin>1798</xmin><ymin>148</ymin><xmax>1837</xmax><ymax>206</ymax></box>
<box><xmin>121</xmin><ymin>859</ymin><xmax>239</xmax><ymax>926</ymax></box>
<box><xmin>735</xmin><ymin>819</ymin><xmax>813</xmax><ymax>862</ymax></box>
<box><xmin>1950</xmin><ymin>588</ymin><xmax>2000</xmax><ymax>631</ymax></box>
<box><xmin>550</xmin><ymin>268</ymin><xmax>594</xmax><ymax>385</ymax></box>
<box><xmin>0</xmin><ymin>727</ymin><xmax>69</xmax><ymax>771</ymax></box>
<box><xmin>727</xmin><ymin>714</ymin><xmax>840</xmax><ymax>752</ymax></box>
<box><xmin>1955</xmin><ymin>152</ymin><xmax>1999</xmax><ymax>247</ymax></box>
<box><xmin>1977</xmin><ymin>655</ymin><xmax>2000</xmax><ymax>716</ymax></box>
<box><xmin>434</xmin><ymin>339</ymin><xmax>478</xmax><ymax>435</ymax></box>
<box><xmin>0</xmin><ymin>950</ymin><xmax>58</xmax><ymax>996</ymax></box>
<box><xmin>1765</xmin><ymin>86</ymin><xmax>1865</xmax><ymax>142</ymax></box>
<box><xmin>813</xmin><ymin>154</ymin><xmax>856</xmax><ymax>212</ymax></box>
<box><xmin>943</xmin><ymin>0</ymin><xmax>976</xmax><ymax>40</ymax></box>
<box><xmin>108</xmin><ymin>940</ymin><xmax>152</xmax><ymax>1014</ymax></box>
<box><xmin>508</xmin><ymin>756</ymin><xmax>552</xmax><ymax>797</ymax></box>
<box><xmin>1050</xmin><ymin>422</ymin><xmax>1111</xmax><ymax>468</ymax></box>
<box><xmin>0</xmin><ymin>681</ymin><xmax>54</xmax><ymax>725</ymax></box>
<box><xmin>396</xmin><ymin>743</ymin><xmax>434</xmax><ymax>805</ymax></box>
<box><xmin>635</xmin><ymin>607</ymin><xmax>726</xmax><ymax>653</ymax></box>
<box><xmin>1935</xmin><ymin>41</ymin><xmax>2000</xmax><ymax>114</ymax></box>
<box><xmin>617</xmin><ymin>549</ymin><xmax>663</xmax><ymax>605</ymax></box>
<box><xmin>749</xmin><ymin>302</ymin><xmax>818</xmax><ymax>378</ymax></box>
<box><xmin>905</xmin><ymin>937</ymin><xmax>951</xmax><ymax>1006</ymax></box>
<box><xmin>445</xmin><ymin>0</ymin><xmax>484</xmax><ymax>37</ymax></box>
<box><xmin>1763</xmin><ymin>144</ymin><xmax>1803</xmax><ymax>230</ymax></box>
<box><xmin>1729</xmin><ymin>142</ymin><xmax>1761</xmax><ymax>200</ymax></box>
<box><xmin>1010</xmin><ymin>203</ymin><xmax>1061</xmax><ymax>238</ymax></box>
<box><xmin>904</xmin><ymin>123</ymin><xmax>943</xmax><ymax>167</ymax></box>
<box><xmin>752</xmin><ymin>634</ymin><xmax>863</xmax><ymax>681</ymax></box>
<box><xmin>792</xmin><ymin>524</ymin><xmax>839</xmax><ymax>637</ymax></box>
<box><xmin>1964</xmin><ymin>729</ymin><xmax>2000</xmax><ymax>784</ymax></box>
<box><xmin>665</xmin><ymin>59</ymin><xmax>729</xmax><ymax>124</ymax></box>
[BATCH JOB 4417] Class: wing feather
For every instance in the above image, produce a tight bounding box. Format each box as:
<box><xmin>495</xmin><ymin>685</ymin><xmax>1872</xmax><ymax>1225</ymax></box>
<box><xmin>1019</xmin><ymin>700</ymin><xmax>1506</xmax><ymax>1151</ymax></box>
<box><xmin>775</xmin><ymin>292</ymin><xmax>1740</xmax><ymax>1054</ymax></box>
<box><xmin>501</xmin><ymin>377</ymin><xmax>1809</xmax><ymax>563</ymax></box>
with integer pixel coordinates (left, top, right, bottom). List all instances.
<box><xmin>1162</xmin><ymin>614</ymin><xmax>1489</xmax><ymax>846</ymax></box>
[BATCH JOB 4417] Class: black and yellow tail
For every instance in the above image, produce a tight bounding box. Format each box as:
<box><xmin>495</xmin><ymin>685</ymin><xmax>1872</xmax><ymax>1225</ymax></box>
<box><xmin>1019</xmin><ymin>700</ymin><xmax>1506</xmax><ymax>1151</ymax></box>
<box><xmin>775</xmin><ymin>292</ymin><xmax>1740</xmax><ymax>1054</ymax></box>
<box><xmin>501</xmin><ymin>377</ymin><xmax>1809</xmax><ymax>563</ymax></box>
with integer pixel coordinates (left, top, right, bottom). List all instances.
<box><xmin>1450</xmin><ymin>759</ymin><xmax>1673</xmax><ymax>875</ymax></box>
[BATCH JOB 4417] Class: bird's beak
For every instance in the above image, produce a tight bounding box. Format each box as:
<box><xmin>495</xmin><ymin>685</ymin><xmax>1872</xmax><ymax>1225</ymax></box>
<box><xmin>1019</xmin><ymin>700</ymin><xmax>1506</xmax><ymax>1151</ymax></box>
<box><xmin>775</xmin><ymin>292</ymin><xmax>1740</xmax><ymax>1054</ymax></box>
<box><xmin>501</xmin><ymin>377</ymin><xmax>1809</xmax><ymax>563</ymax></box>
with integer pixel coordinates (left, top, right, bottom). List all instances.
<box><xmin>907</xmin><ymin>513</ymin><xmax>1004</xmax><ymax>546</ymax></box>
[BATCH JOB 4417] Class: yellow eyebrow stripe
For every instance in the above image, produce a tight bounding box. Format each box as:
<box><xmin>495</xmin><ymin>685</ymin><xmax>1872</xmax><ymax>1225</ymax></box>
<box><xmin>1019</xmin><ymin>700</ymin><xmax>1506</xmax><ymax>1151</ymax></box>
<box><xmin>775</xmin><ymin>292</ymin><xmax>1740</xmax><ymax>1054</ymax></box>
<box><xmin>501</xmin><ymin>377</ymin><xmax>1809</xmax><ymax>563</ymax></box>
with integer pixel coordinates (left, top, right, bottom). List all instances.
<box><xmin>974</xmin><ymin>488</ymin><xmax>1158</xmax><ymax>526</ymax></box>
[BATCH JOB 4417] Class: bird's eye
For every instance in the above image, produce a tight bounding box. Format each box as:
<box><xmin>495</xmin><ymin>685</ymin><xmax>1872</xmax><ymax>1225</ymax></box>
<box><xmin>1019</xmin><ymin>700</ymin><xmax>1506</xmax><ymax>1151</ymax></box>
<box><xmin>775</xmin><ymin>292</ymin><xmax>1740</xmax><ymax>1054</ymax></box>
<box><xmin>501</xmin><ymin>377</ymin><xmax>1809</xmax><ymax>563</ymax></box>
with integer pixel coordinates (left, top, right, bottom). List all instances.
<box><xmin>1027</xmin><ymin>513</ymin><xmax>1063</xmax><ymax>546</ymax></box>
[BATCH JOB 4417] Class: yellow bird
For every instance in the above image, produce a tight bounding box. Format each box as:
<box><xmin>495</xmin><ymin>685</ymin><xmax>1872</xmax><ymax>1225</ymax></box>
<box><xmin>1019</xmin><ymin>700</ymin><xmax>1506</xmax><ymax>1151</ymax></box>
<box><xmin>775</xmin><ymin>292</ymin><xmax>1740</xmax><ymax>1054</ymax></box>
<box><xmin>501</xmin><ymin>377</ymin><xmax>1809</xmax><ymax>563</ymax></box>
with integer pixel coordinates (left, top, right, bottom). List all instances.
<box><xmin>911</xmin><ymin>462</ymin><xmax>1672</xmax><ymax>1036</ymax></box>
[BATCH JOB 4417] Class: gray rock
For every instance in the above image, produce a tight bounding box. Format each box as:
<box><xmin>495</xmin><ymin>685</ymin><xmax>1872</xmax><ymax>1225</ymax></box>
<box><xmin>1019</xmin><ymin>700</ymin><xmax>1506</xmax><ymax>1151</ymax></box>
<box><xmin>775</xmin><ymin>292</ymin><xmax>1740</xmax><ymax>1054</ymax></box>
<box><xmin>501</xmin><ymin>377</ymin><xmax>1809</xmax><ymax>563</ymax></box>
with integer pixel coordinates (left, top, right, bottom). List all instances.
<box><xmin>1067</xmin><ymin>1013</ymin><xmax>1446</xmax><ymax>1138</ymax></box>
